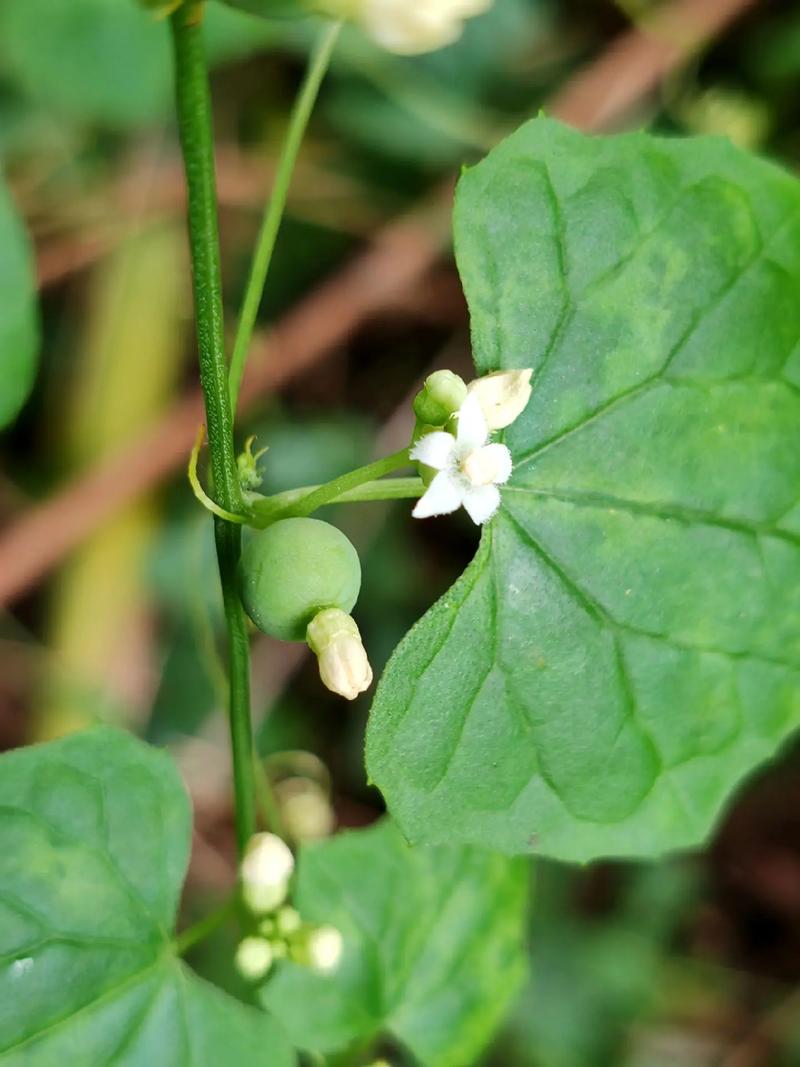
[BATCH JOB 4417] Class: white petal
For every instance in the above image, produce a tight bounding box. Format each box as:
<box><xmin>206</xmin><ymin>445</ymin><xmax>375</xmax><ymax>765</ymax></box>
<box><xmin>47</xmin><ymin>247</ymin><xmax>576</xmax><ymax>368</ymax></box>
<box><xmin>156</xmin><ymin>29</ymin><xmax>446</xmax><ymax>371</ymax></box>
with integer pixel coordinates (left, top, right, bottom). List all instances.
<box><xmin>410</xmin><ymin>431</ymin><xmax>456</xmax><ymax>470</ymax></box>
<box><xmin>412</xmin><ymin>472</ymin><xmax>464</xmax><ymax>519</ymax></box>
<box><xmin>462</xmin><ymin>484</ymin><xmax>501</xmax><ymax>525</ymax></box>
<box><xmin>455</xmin><ymin>392</ymin><xmax>488</xmax><ymax>451</ymax></box>
<box><xmin>467</xmin><ymin>368</ymin><xmax>533</xmax><ymax>430</ymax></box>
<box><xmin>480</xmin><ymin>443</ymin><xmax>513</xmax><ymax>484</ymax></box>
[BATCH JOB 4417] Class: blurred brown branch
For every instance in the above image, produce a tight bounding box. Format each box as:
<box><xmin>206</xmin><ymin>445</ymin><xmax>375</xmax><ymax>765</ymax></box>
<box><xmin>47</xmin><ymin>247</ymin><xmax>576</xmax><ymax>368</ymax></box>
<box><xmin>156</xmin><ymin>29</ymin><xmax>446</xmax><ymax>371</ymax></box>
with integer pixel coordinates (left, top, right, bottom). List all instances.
<box><xmin>0</xmin><ymin>0</ymin><xmax>759</xmax><ymax>607</ymax></box>
<box><xmin>548</xmin><ymin>0</ymin><xmax>759</xmax><ymax>132</ymax></box>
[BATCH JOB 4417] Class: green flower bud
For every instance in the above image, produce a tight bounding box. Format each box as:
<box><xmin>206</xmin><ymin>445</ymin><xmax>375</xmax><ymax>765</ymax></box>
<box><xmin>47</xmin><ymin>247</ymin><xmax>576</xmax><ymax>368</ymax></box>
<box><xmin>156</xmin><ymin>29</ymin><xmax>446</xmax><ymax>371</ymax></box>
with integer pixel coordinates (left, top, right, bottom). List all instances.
<box><xmin>412</xmin><ymin>370</ymin><xmax>467</xmax><ymax>427</ymax></box>
<box><xmin>237</xmin><ymin>436</ymin><xmax>268</xmax><ymax>492</ymax></box>
<box><xmin>275</xmin><ymin>906</ymin><xmax>302</xmax><ymax>937</ymax></box>
<box><xmin>239</xmin><ymin>518</ymin><xmax>361</xmax><ymax>642</ymax></box>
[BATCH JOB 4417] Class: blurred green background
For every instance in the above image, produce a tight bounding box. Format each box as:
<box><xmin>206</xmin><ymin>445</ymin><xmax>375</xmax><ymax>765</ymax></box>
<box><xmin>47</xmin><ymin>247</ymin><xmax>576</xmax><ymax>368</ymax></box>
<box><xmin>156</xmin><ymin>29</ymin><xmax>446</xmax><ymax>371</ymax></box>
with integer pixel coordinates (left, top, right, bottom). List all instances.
<box><xmin>2</xmin><ymin>0</ymin><xmax>800</xmax><ymax>1063</ymax></box>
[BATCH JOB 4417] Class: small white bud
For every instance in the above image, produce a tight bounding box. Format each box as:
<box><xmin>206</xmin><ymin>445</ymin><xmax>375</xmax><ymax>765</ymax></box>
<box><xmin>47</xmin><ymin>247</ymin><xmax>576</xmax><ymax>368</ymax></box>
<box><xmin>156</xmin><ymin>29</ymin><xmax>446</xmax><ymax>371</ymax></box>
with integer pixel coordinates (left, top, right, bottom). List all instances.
<box><xmin>467</xmin><ymin>369</ymin><xmax>533</xmax><ymax>431</ymax></box>
<box><xmin>316</xmin><ymin>0</ymin><xmax>492</xmax><ymax>55</ymax></box>
<box><xmin>241</xmin><ymin>833</ymin><xmax>295</xmax><ymax>915</ymax></box>
<box><xmin>242</xmin><ymin>881</ymin><xmax>290</xmax><ymax>914</ymax></box>
<box><xmin>307</xmin><ymin>609</ymin><xmax>373</xmax><ymax>702</ymax></box>
<box><xmin>276</xmin><ymin>777</ymin><xmax>336</xmax><ymax>843</ymax></box>
<box><xmin>235</xmin><ymin>937</ymin><xmax>274</xmax><ymax>981</ymax></box>
<box><xmin>307</xmin><ymin>925</ymin><xmax>344</xmax><ymax>974</ymax></box>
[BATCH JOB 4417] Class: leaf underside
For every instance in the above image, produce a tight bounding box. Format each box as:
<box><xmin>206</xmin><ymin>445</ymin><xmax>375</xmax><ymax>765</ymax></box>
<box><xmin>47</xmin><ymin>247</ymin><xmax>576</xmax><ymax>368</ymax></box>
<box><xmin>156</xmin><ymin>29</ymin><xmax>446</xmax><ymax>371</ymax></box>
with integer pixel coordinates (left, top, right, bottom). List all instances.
<box><xmin>367</xmin><ymin>117</ymin><xmax>800</xmax><ymax>862</ymax></box>
<box><xmin>0</xmin><ymin>728</ymin><xmax>294</xmax><ymax>1065</ymax></box>
<box><xmin>261</xmin><ymin>819</ymin><xmax>528</xmax><ymax>1067</ymax></box>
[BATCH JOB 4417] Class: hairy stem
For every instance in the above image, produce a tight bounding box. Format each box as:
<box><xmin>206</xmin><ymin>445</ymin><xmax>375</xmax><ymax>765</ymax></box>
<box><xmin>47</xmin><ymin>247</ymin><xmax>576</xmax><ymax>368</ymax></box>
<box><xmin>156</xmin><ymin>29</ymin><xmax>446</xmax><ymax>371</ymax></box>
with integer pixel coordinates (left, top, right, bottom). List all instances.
<box><xmin>170</xmin><ymin>1</ymin><xmax>255</xmax><ymax>856</ymax></box>
<box><xmin>228</xmin><ymin>20</ymin><xmax>342</xmax><ymax>414</ymax></box>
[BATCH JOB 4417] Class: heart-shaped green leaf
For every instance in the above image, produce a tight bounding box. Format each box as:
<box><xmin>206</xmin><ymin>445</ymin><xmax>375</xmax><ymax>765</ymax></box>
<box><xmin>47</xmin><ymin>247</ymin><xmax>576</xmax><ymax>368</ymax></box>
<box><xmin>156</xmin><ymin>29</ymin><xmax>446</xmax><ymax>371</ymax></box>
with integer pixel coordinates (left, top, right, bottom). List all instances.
<box><xmin>0</xmin><ymin>177</ymin><xmax>38</xmax><ymax>430</ymax></box>
<box><xmin>367</xmin><ymin>117</ymin><xmax>800</xmax><ymax>862</ymax></box>
<box><xmin>261</xmin><ymin>819</ymin><xmax>528</xmax><ymax>1066</ymax></box>
<box><xmin>0</xmin><ymin>727</ymin><xmax>295</xmax><ymax>1065</ymax></box>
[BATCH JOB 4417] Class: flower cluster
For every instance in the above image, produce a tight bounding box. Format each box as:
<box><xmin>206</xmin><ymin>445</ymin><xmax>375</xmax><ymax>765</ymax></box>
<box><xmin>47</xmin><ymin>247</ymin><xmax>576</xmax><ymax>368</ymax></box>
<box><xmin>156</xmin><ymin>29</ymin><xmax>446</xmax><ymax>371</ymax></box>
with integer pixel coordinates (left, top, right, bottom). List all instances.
<box><xmin>235</xmin><ymin>832</ymin><xmax>345</xmax><ymax>981</ymax></box>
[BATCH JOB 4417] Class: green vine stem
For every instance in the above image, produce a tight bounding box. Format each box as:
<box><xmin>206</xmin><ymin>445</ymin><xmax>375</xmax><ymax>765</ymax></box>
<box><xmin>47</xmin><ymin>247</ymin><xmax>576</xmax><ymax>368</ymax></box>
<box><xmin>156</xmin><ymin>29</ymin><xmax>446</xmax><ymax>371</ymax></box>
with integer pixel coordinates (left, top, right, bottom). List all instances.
<box><xmin>170</xmin><ymin>1</ymin><xmax>256</xmax><ymax>856</ymax></box>
<box><xmin>174</xmin><ymin>896</ymin><xmax>238</xmax><ymax>957</ymax></box>
<box><xmin>254</xmin><ymin>448</ymin><xmax>413</xmax><ymax>524</ymax></box>
<box><xmin>250</xmin><ymin>476</ymin><xmax>423</xmax><ymax>526</ymax></box>
<box><xmin>228</xmin><ymin>20</ymin><xmax>343</xmax><ymax>414</ymax></box>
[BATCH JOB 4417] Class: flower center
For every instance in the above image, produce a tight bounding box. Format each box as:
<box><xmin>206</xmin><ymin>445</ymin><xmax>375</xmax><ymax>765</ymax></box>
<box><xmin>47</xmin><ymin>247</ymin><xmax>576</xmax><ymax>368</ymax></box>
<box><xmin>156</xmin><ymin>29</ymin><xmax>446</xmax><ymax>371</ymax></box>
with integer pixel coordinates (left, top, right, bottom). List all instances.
<box><xmin>461</xmin><ymin>448</ymin><xmax>497</xmax><ymax>487</ymax></box>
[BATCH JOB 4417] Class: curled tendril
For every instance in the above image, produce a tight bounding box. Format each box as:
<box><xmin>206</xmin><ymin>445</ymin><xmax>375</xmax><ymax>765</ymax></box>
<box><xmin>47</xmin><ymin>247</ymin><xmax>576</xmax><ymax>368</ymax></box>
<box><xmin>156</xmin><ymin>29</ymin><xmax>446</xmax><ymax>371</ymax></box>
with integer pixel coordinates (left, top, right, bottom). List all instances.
<box><xmin>188</xmin><ymin>423</ymin><xmax>251</xmax><ymax>525</ymax></box>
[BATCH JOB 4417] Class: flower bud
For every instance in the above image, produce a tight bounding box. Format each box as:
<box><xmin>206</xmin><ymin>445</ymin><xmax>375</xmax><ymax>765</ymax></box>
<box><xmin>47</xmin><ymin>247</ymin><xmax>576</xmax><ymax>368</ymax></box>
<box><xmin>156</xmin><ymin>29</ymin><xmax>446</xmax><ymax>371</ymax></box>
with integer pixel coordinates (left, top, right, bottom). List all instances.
<box><xmin>318</xmin><ymin>0</ymin><xmax>493</xmax><ymax>55</ymax></box>
<box><xmin>307</xmin><ymin>609</ymin><xmax>373</xmax><ymax>701</ymax></box>
<box><xmin>237</xmin><ymin>435</ymin><xmax>268</xmax><ymax>492</ymax></box>
<box><xmin>235</xmin><ymin>937</ymin><xmax>274</xmax><ymax>981</ymax></box>
<box><xmin>307</xmin><ymin>925</ymin><xmax>344</xmax><ymax>974</ymax></box>
<box><xmin>240</xmin><ymin>832</ymin><xmax>295</xmax><ymax>915</ymax></box>
<box><xmin>275</xmin><ymin>906</ymin><xmax>303</xmax><ymax>937</ymax></box>
<box><xmin>467</xmin><ymin>369</ymin><xmax>533</xmax><ymax>431</ymax></box>
<box><xmin>413</xmin><ymin>370</ymin><xmax>468</xmax><ymax>428</ymax></box>
<box><xmin>275</xmin><ymin>776</ymin><xmax>336</xmax><ymax>843</ymax></box>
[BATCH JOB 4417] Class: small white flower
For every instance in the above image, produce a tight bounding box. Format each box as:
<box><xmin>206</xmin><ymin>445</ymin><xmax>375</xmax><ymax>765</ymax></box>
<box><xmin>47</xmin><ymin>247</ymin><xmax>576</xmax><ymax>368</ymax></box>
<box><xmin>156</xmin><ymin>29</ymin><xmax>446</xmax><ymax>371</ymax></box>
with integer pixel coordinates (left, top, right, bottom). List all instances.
<box><xmin>235</xmin><ymin>937</ymin><xmax>274</xmax><ymax>981</ymax></box>
<box><xmin>307</xmin><ymin>925</ymin><xmax>344</xmax><ymax>974</ymax></box>
<box><xmin>411</xmin><ymin>393</ymin><xmax>512</xmax><ymax>525</ymax></box>
<box><xmin>241</xmin><ymin>833</ymin><xmax>295</xmax><ymax>915</ymax></box>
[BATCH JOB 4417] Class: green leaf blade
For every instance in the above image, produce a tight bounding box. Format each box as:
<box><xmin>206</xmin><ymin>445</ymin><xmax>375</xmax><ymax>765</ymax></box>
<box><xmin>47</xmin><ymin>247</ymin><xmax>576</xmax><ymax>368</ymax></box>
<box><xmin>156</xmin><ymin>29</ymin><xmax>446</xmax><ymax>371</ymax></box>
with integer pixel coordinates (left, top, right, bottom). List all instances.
<box><xmin>367</xmin><ymin>117</ymin><xmax>800</xmax><ymax>862</ymax></box>
<box><xmin>0</xmin><ymin>728</ymin><xmax>295</xmax><ymax>1065</ymax></box>
<box><xmin>260</xmin><ymin>819</ymin><xmax>528</xmax><ymax>1067</ymax></box>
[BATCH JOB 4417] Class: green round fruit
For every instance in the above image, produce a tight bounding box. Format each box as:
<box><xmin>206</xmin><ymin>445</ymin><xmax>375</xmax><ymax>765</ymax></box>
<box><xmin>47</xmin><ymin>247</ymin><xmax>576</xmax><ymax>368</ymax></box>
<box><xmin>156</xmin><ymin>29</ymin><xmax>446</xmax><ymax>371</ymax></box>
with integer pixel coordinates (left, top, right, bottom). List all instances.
<box><xmin>239</xmin><ymin>518</ymin><xmax>361</xmax><ymax>642</ymax></box>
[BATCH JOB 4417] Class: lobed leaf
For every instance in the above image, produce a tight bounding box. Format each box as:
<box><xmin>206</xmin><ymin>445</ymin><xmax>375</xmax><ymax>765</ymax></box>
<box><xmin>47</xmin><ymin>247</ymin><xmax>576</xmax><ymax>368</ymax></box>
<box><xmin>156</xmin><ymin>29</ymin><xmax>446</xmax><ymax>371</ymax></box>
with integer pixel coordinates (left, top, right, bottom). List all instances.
<box><xmin>367</xmin><ymin>117</ymin><xmax>800</xmax><ymax>862</ymax></box>
<box><xmin>0</xmin><ymin>727</ymin><xmax>294</xmax><ymax>1065</ymax></box>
